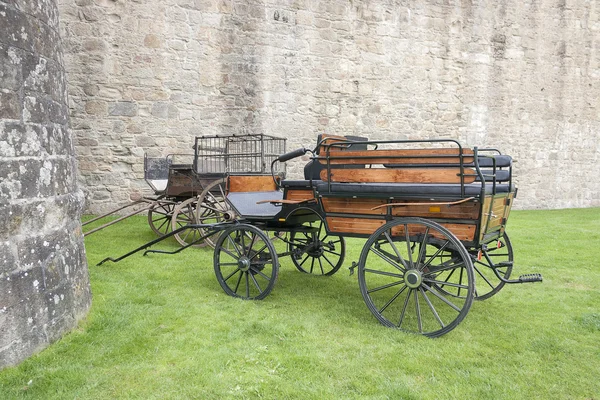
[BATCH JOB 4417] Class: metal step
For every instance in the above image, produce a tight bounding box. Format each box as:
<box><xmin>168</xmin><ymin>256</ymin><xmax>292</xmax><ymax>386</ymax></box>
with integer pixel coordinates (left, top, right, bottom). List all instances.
<box><xmin>518</xmin><ymin>273</ymin><xmax>543</xmax><ymax>283</ymax></box>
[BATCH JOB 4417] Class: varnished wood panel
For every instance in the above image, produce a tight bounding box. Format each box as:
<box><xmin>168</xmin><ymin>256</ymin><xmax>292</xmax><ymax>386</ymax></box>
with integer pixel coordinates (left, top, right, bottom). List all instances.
<box><xmin>325</xmin><ymin>217</ymin><xmax>386</xmax><ymax>235</ymax></box>
<box><xmin>321</xmin><ymin>198</ymin><xmax>387</xmax><ymax>215</ymax></box>
<box><xmin>228</xmin><ymin>175</ymin><xmax>276</xmax><ymax>193</ymax></box>
<box><xmin>285</xmin><ymin>189</ymin><xmax>314</xmax><ymax>202</ymax></box>
<box><xmin>321</xmin><ymin>168</ymin><xmax>476</xmax><ymax>184</ymax></box>
<box><xmin>391</xmin><ymin>200</ymin><xmax>480</xmax><ymax>220</ymax></box>
<box><xmin>390</xmin><ymin>223</ymin><xmax>476</xmax><ymax>242</ymax></box>
<box><xmin>479</xmin><ymin>194</ymin><xmax>513</xmax><ymax>240</ymax></box>
<box><xmin>325</xmin><ymin>216</ymin><xmax>476</xmax><ymax>241</ymax></box>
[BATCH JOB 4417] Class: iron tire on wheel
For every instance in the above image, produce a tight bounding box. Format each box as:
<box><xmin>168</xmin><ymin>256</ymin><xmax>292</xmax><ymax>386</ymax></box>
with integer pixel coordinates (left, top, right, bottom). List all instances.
<box><xmin>471</xmin><ymin>231</ymin><xmax>513</xmax><ymax>301</ymax></box>
<box><xmin>288</xmin><ymin>214</ymin><xmax>346</xmax><ymax>276</ymax></box>
<box><xmin>171</xmin><ymin>197</ymin><xmax>207</xmax><ymax>248</ymax></box>
<box><xmin>214</xmin><ymin>224</ymin><xmax>279</xmax><ymax>300</ymax></box>
<box><xmin>358</xmin><ymin>217</ymin><xmax>474</xmax><ymax>338</ymax></box>
<box><xmin>195</xmin><ymin>178</ymin><xmax>234</xmax><ymax>248</ymax></box>
<box><xmin>148</xmin><ymin>200</ymin><xmax>177</xmax><ymax>236</ymax></box>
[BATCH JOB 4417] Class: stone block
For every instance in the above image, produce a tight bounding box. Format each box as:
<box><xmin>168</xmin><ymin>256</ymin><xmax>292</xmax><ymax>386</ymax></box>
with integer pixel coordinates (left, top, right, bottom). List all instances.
<box><xmin>108</xmin><ymin>101</ymin><xmax>137</xmax><ymax>116</ymax></box>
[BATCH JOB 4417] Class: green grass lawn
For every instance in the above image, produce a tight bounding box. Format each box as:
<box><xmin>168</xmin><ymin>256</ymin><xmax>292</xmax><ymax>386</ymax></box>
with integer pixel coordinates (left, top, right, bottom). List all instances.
<box><xmin>1</xmin><ymin>208</ymin><xmax>599</xmax><ymax>399</ymax></box>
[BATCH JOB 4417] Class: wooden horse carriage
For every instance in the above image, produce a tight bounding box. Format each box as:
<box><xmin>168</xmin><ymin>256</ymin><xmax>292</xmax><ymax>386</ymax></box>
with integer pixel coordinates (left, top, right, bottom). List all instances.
<box><xmin>100</xmin><ymin>134</ymin><xmax>542</xmax><ymax>337</ymax></box>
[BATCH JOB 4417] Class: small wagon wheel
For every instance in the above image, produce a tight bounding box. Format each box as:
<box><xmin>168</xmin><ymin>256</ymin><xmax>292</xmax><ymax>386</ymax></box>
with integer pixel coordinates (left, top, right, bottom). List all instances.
<box><xmin>195</xmin><ymin>178</ymin><xmax>236</xmax><ymax>248</ymax></box>
<box><xmin>288</xmin><ymin>213</ymin><xmax>346</xmax><ymax>276</ymax></box>
<box><xmin>170</xmin><ymin>196</ymin><xmax>207</xmax><ymax>248</ymax></box>
<box><xmin>470</xmin><ymin>231</ymin><xmax>513</xmax><ymax>300</ymax></box>
<box><xmin>357</xmin><ymin>217</ymin><xmax>474</xmax><ymax>338</ymax></box>
<box><xmin>214</xmin><ymin>224</ymin><xmax>279</xmax><ymax>300</ymax></box>
<box><xmin>147</xmin><ymin>200</ymin><xmax>177</xmax><ymax>236</ymax></box>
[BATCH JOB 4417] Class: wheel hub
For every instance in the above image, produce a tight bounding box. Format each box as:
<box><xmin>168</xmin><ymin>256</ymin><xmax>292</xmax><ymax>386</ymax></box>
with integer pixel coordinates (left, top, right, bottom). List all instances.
<box><xmin>237</xmin><ymin>256</ymin><xmax>251</xmax><ymax>272</ymax></box>
<box><xmin>306</xmin><ymin>241</ymin><xmax>324</xmax><ymax>257</ymax></box>
<box><xmin>404</xmin><ymin>270</ymin><xmax>423</xmax><ymax>289</ymax></box>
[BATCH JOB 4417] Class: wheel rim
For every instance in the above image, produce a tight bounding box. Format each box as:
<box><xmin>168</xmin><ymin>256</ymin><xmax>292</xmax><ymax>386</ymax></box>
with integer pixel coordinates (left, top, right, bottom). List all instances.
<box><xmin>214</xmin><ymin>225</ymin><xmax>279</xmax><ymax>300</ymax></box>
<box><xmin>289</xmin><ymin>217</ymin><xmax>345</xmax><ymax>276</ymax></box>
<box><xmin>358</xmin><ymin>218</ymin><xmax>474</xmax><ymax>338</ymax></box>
<box><xmin>171</xmin><ymin>197</ymin><xmax>207</xmax><ymax>248</ymax></box>
<box><xmin>196</xmin><ymin>178</ymin><xmax>235</xmax><ymax>248</ymax></box>
<box><xmin>148</xmin><ymin>201</ymin><xmax>176</xmax><ymax>236</ymax></box>
<box><xmin>470</xmin><ymin>232</ymin><xmax>513</xmax><ymax>300</ymax></box>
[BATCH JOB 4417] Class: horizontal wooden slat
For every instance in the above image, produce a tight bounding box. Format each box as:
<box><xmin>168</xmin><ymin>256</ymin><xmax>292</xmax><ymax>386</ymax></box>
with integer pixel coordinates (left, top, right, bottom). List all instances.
<box><xmin>325</xmin><ymin>216</ymin><xmax>476</xmax><ymax>240</ymax></box>
<box><xmin>325</xmin><ymin>217</ymin><xmax>385</xmax><ymax>235</ymax></box>
<box><xmin>317</xmin><ymin>148</ymin><xmax>474</xmax><ymax>165</ymax></box>
<box><xmin>321</xmin><ymin>198</ymin><xmax>387</xmax><ymax>215</ymax></box>
<box><xmin>391</xmin><ymin>201</ymin><xmax>480</xmax><ymax>220</ymax></box>
<box><xmin>321</xmin><ymin>168</ymin><xmax>476</xmax><ymax>184</ymax></box>
<box><xmin>285</xmin><ymin>189</ymin><xmax>314</xmax><ymax>202</ymax></box>
<box><xmin>228</xmin><ymin>175</ymin><xmax>276</xmax><ymax>192</ymax></box>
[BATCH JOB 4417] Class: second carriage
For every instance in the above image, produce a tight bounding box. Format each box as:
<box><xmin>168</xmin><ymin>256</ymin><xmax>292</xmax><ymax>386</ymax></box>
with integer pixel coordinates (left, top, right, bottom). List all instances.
<box><xmin>144</xmin><ymin>134</ymin><xmax>287</xmax><ymax>247</ymax></box>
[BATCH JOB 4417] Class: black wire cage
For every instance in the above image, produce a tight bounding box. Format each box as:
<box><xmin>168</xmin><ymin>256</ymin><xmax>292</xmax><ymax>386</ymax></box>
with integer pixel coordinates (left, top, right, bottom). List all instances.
<box><xmin>194</xmin><ymin>134</ymin><xmax>287</xmax><ymax>176</ymax></box>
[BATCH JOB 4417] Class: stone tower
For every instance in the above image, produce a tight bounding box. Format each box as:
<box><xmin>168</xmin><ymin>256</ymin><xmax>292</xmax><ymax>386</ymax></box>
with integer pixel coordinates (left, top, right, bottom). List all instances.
<box><xmin>0</xmin><ymin>0</ymin><xmax>91</xmax><ymax>369</ymax></box>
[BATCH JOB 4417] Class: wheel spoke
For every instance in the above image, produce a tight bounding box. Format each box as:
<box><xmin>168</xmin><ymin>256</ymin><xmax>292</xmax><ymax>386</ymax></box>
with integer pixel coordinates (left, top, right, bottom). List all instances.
<box><xmin>398</xmin><ymin>288</ymin><xmax>412</xmax><ymax>328</ymax></box>
<box><xmin>419</xmin><ymin>287</ymin><xmax>445</xmax><ymax>329</ymax></box>
<box><xmin>415</xmin><ymin>289</ymin><xmax>422</xmax><ymax>333</ymax></box>
<box><xmin>405</xmin><ymin>225</ymin><xmax>414</xmax><ymax>269</ymax></box>
<box><xmin>369</xmin><ymin>246</ymin><xmax>406</xmax><ymax>274</ymax></box>
<box><xmin>384</xmin><ymin>231</ymin><xmax>408</xmax><ymax>270</ymax></box>
<box><xmin>249</xmin><ymin>272</ymin><xmax>262</xmax><ymax>293</ymax></box>
<box><xmin>473</xmin><ymin>264</ymin><xmax>496</xmax><ymax>290</ymax></box>
<box><xmin>378</xmin><ymin>285</ymin><xmax>408</xmax><ymax>313</ymax></box>
<box><xmin>226</xmin><ymin>235</ymin><xmax>242</xmax><ymax>257</ymax></box>
<box><xmin>233</xmin><ymin>270</ymin><xmax>243</xmax><ymax>293</ymax></box>
<box><xmin>417</xmin><ymin>228</ymin><xmax>430</xmax><ymax>265</ymax></box>
<box><xmin>421</xmin><ymin>282</ymin><xmax>461</xmax><ymax>313</ymax></box>
<box><xmin>368</xmin><ymin>280</ymin><xmax>405</xmax><ymax>294</ymax></box>
<box><xmin>422</xmin><ymin>278</ymin><xmax>470</xmax><ymax>290</ymax></box>
<box><xmin>223</xmin><ymin>267</ymin><xmax>240</xmax><ymax>282</ymax></box>
<box><xmin>250</xmin><ymin>266</ymin><xmax>271</xmax><ymax>281</ymax></box>
<box><xmin>363</xmin><ymin>268</ymin><xmax>404</xmax><ymax>279</ymax></box>
<box><xmin>420</xmin><ymin>240</ymin><xmax>450</xmax><ymax>271</ymax></box>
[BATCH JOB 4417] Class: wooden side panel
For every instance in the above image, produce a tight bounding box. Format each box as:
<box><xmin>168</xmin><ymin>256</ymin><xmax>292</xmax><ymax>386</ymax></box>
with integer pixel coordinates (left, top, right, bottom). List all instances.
<box><xmin>321</xmin><ymin>168</ymin><xmax>476</xmax><ymax>184</ymax></box>
<box><xmin>391</xmin><ymin>223</ymin><xmax>476</xmax><ymax>242</ymax></box>
<box><xmin>326</xmin><ymin>216</ymin><xmax>476</xmax><ymax>241</ymax></box>
<box><xmin>479</xmin><ymin>194</ymin><xmax>513</xmax><ymax>241</ymax></box>
<box><xmin>285</xmin><ymin>189</ymin><xmax>314</xmax><ymax>202</ymax></box>
<box><xmin>325</xmin><ymin>217</ymin><xmax>386</xmax><ymax>235</ymax></box>
<box><xmin>317</xmin><ymin>148</ymin><xmax>475</xmax><ymax>165</ymax></box>
<box><xmin>321</xmin><ymin>198</ymin><xmax>387</xmax><ymax>215</ymax></box>
<box><xmin>228</xmin><ymin>175</ymin><xmax>276</xmax><ymax>192</ymax></box>
<box><xmin>391</xmin><ymin>201</ymin><xmax>480</xmax><ymax>220</ymax></box>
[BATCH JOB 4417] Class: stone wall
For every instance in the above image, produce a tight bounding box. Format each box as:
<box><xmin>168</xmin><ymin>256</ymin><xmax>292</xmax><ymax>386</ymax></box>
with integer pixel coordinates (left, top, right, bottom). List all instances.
<box><xmin>58</xmin><ymin>0</ymin><xmax>599</xmax><ymax>212</ymax></box>
<box><xmin>0</xmin><ymin>0</ymin><xmax>91</xmax><ymax>369</ymax></box>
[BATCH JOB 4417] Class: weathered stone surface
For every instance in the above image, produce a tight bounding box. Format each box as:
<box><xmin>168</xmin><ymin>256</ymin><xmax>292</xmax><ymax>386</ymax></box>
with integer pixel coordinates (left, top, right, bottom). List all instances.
<box><xmin>53</xmin><ymin>0</ymin><xmax>600</xmax><ymax>213</ymax></box>
<box><xmin>0</xmin><ymin>0</ymin><xmax>91</xmax><ymax>370</ymax></box>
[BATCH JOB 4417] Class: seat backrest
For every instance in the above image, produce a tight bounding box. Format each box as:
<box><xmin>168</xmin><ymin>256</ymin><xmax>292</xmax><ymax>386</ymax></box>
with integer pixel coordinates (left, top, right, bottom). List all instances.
<box><xmin>304</xmin><ymin>134</ymin><xmax>368</xmax><ymax>180</ymax></box>
<box><xmin>144</xmin><ymin>155</ymin><xmax>170</xmax><ymax>180</ymax></box>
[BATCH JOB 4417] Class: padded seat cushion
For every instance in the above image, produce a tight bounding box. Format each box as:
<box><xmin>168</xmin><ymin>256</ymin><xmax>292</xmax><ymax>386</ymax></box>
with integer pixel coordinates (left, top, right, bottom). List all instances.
<box><xmin>281</xmin><ymin>180</ymin><xmax>321</xmax><ymax>188</ymax></box>
<box><xmin>148</xmin><ymin>179</ymin><xmax>168</xmax><ymax>193</ymax></box>
<box><xmin>315</xmin><ymin>182</ymin><xmax>513</xmax><ymax>197</ymax></box>
<box><xmin>227</xmin><ymin>191</ymin><xmax>283</xmax><ymax>218</ymax></box>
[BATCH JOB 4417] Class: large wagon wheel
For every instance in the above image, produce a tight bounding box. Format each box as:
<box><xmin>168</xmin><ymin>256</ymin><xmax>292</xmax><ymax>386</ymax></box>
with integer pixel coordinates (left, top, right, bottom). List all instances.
<box><xmin>357</xmin><ymin>217</ymin><xmax>474</xmax><ymax>338</ymax></box>
<box><xmin>195</xmin><ymin>178</ymin><xmax>235</xmax><ymax>248</ymax></box>
<box><xmin>214</xmin><ymin>224</ymin><xmax>279</xmax><ymax>300</ymax></box>
<box><xmin>288</xmin><ymin>213</ymin><xmax>345</xmax><ymax>276</ymax></box>
<box><xmin>470</xmin><ymin>231</ymin><xmax>513</xmax><ymax>300</ymax></box>
<box><xmin>148</xmin><ymin>200</ymin><xmax>177</xmax><ymax>236</ymax></box>
<box><xmin>170</xmin><ymin>196</ymin><xmax>207</xmax><ymax>248</ymax></box>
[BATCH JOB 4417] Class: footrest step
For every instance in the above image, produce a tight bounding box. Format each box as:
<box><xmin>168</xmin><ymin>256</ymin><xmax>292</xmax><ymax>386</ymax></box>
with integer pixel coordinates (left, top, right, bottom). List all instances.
<box><xmin>519</xmin><ymin>273</ymin><xmax>543</xmax><ymax>283</ymax></box>
<box><xmin>495</xmin><ymin>261</ymin><xmax>514</xmax><ymax>268</ymax></box>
